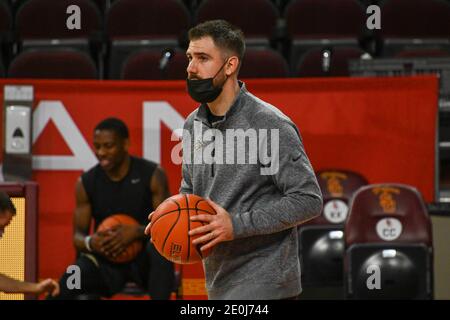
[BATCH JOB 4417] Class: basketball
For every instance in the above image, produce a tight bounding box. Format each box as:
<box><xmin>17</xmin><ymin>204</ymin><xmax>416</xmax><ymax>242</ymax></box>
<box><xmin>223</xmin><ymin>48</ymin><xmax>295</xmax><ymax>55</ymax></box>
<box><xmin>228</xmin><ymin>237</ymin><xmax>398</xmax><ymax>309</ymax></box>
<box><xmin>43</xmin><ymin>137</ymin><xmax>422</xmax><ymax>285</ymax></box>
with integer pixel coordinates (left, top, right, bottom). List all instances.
<box><xmin>97</xmin><ymin>214</ymin><xmax>143</xmax><ymax>264</ymax></box>
<box><xmin>150</xmin><ymin>194</ymin><xmax>217</xmax><ymax>264</ymax></box>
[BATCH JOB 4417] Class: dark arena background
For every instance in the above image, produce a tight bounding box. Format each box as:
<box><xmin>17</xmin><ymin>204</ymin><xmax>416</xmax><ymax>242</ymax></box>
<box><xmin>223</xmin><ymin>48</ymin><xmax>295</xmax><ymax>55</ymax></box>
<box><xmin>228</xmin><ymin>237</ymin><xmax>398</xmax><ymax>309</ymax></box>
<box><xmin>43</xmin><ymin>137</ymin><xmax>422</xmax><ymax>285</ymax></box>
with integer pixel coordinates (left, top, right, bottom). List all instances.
<box><xmin>0</xmin><ymin>0</ymin><xmax>449</xmax><ymax>305</ymax></box>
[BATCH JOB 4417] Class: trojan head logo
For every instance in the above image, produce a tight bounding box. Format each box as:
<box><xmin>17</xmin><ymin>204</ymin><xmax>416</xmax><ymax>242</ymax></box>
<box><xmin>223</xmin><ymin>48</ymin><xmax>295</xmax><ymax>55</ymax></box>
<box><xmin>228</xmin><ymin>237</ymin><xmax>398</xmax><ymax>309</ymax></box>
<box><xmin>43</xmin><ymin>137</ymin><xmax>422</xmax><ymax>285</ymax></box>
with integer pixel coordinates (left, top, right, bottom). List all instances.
<box><xmin>372</xmin><ymin>187</ymin><xmax>401</xmax><ymax>214</ymax></box>
<box><xmin>320</xmin><ymin>172</ymin><xmax>347</xmax><ymax>197</ymax></box>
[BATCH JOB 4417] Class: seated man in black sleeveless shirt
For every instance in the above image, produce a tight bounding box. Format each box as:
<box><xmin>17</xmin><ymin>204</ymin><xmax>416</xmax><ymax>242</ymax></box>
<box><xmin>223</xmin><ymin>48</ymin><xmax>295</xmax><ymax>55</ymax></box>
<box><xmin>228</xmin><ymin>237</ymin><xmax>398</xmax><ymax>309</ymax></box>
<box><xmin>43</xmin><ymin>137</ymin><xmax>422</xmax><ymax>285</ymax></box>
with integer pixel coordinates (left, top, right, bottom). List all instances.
<box><xmin>50</xmin><ymin>118</ymin><xmax>175</xmax><ymax>300</ymax></box>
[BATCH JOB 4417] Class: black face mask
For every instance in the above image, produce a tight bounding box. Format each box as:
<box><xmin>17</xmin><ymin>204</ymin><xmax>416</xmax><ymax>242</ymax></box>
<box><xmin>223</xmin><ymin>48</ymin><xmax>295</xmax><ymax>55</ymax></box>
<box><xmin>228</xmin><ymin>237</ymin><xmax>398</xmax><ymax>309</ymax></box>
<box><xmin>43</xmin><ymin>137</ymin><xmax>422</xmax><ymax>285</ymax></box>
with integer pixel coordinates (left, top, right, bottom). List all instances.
<box><xmin>186</xmin><ymin>60</ymin><xmax>228</xmax><ymax>103</ymax></box>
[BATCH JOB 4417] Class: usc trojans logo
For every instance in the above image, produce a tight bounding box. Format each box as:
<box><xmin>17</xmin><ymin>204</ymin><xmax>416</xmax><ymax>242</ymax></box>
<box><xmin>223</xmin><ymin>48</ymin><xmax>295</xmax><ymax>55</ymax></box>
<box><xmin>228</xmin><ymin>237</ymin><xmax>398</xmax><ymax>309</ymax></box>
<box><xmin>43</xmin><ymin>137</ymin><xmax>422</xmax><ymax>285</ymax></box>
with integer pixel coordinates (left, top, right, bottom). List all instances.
<box><xmin>372</xmin><ymin>187</ymin><xmax>401</xmax><ymax>213</ymax></box>
<box><xmin>321</xmin><ymin>172</ymin><xmax>347</xmax><ymax>197</ymax></box>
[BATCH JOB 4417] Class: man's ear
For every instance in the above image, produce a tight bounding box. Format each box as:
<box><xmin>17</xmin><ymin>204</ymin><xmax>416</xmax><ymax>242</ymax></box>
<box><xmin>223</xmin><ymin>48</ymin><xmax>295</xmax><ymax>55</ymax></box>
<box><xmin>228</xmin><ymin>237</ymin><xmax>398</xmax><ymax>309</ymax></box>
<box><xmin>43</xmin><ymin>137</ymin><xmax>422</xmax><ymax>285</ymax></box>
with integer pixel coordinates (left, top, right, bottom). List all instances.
<box><xmin>225</xmin><ymin>56</ymin><xmax>240</xmax><ymax>76</ymax></box>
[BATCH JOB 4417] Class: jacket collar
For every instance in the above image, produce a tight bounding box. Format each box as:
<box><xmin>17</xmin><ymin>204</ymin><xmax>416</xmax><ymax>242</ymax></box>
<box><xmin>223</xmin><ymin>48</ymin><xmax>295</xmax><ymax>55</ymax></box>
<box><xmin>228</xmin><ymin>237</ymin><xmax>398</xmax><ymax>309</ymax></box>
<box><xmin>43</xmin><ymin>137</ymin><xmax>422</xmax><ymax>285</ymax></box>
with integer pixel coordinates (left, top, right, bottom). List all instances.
<box><xmin>194</xmin><ymin>81</ymin><xmax>247</xmax><ymax>126</ymax></box>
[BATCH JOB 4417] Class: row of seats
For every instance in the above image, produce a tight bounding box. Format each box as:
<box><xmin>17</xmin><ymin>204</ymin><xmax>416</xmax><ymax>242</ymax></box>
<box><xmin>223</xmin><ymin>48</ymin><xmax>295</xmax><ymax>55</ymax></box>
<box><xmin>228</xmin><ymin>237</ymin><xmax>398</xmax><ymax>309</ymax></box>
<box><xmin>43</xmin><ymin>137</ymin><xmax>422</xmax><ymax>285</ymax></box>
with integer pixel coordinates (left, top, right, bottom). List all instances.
<box><xmin>0</xmin><ymin>46</ymin><xmax>450</xmax><ymax>80</ymax></box>
<box><xmin>3</xmin><ymin>45</ymin><xmax>450</xmax><ymax>80</ymax></box>
<box><xmin>6</xmin><ymin>0</ymin><xmax>442</xmax><ymax>24</ymax></box>
<box><xmin>118</xmin><ymin>169</ymin><xmax>435</xmax><ymax>300</ymax></box>
<box><xmin>1</xmin><ymin>0</ymin><xmax>449</xmax><ymax>42</ymax></box>
<box><xmin>299</xmin><ymin>170</ymin><xmax>433</xmax><ymax>299</ymax></box>
<box><xmin>0</xmin><ymin>46</ymin><xmax>372</xmax><ymax>79</ymax></box>
<box><xmin>2</xmin><ymin>0</ymin><xmax>450</xmax><ymax>80</ymax></box>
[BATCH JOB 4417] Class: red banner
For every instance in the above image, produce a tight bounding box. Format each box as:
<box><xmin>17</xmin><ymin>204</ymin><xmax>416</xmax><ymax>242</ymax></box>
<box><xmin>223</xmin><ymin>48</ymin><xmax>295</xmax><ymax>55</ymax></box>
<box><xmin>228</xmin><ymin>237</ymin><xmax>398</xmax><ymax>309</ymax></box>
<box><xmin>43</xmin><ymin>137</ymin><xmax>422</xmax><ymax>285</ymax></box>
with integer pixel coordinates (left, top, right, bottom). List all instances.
<box><xmin>0</xmin><ymin>76</ymin><xmax>438</xmax><ymax>298</ymax></box>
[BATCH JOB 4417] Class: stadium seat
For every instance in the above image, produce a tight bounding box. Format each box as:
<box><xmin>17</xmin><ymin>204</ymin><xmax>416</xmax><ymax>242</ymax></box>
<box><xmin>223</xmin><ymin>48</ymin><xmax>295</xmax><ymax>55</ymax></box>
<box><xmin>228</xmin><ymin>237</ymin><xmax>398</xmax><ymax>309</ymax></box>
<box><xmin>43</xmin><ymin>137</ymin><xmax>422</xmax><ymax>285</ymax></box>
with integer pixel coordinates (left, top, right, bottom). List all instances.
<box><xmin>0</xmin><ymin>0</ymin><xmax>12</xmax><ymax>67</ymax></box>
<box><xmin>106</xmin><ymin>0</ymin><xmax>190</xmax><ymax>41</ymax></box>
<box><xmin>106</xmin><ymin>0</ymin><xmax>190</xmax><ymax>79</ymax></box>
<box><xmin>284</xmin><ymin>0</ymin><xmax>365</xmax><ymax>69</ymax></box>
<box><xmin>298</xmin><ymin>170</ymin><xmax>367</xmax><ymax>293</ymax></box>
<box><xmin>295</xmin><ymin>46</ymin><xmax>366</xmax><ymax>77</ymax></box>
<box><xmin>344</xmin><ymin>184</ymin><xmax>434</xmax><ymax>299</ymax></box>
<box><xmin>121</xmin><ymin>48</ymin><xmax>187</xmax><ymax>80</ymax></box>
<box><xmin>196</xmin><ymin>0</ymin><xmax>278</xmax><ymax>47</ymax></box>
<box><xmin>239</xmin><ymin>47</ymin><xmax>289</xmax><ymax>78</ymax></box>
<box><xmin>15</xmin><ymin>0</ymin><xmax>103</xmax><ymax>76</ymax></box>
<box><xmin>0</xmin><ymin>0</ymin><xmax>11</xmax><ymax>38</ymax></box>
<box><xmin>380</xmin><ymin>0</ymin><xmax>450</xmax><ymax>56</ymax></box>
<box><xmin>15</xmin><ymin>0</ymin><xmax>102</xmax><ymax>42</ymax></box>
<box><xmin>8</xmin><ymin>48</ymin><xmax>98</xmax><ymax>79</ymax></box>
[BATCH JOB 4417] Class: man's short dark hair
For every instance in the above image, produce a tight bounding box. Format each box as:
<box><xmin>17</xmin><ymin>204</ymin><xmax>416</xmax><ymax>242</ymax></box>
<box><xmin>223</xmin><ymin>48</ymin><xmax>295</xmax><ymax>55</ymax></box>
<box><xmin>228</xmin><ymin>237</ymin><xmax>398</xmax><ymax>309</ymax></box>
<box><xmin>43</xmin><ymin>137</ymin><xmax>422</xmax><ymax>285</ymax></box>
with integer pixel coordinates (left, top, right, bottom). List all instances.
<box><xmin>94</xmin><ymin>117</ymin><xmax>129</xmax><ymax>140</ymax></box>
<box><xmin>188</xmin><ymin>19</ymin><xmax>246</xmax><ymax>61</ymax></box>
<box><xmin>0</xmin><ymin>192</ymin><xmax>16</xmax><ymax>215</ymax></box>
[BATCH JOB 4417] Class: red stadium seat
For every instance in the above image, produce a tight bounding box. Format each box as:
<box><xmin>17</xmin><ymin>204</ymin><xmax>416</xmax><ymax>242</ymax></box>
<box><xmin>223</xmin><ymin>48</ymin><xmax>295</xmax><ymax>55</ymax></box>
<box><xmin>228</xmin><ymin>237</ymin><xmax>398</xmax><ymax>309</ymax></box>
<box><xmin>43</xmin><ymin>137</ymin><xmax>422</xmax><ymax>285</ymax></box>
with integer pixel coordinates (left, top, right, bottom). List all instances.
<box><xmin>196</xmin><ymin>0</ymin><xmax>278</xmax><ymax>47</ymax></box>
<box><xmin>344</xmin><ymin>184</ymin><xmax>433</xmax><ymax>299</ymax></box>
<box><xmin>298</xmin><ymin>170</ymin><xmax>367</xmax><ymax>294</ymax></box>
<box><xmin>310</xmin><ymin>170</ymin><xmax>369</xmax><ymax>226</ymax></box>
<box><xmin>381</xmin><ymin>0</ymin><xmax>450</xmax><ymax>38</ymax></box>
<box><xmin>0</xmin><ymin>0</ymin><xmax>12</xmax><ymax>38</ymax></box>
<box><xmin>380</xmin><ymin>0</ymin><xmax>450</xmax><ymax>56</ymax></box>
<box><xmin>284</xmin><ymin>0</ymin><xmax>365</xmax><ymax>69</ymax></box>
<box><xmin>8</xmin><ymin>48</ymin><xmax>98</xmax><ymax>79</ymax></box>
<box><xmin>121</xmin><ymin>48</ymin><xmax>187</xmax><ymax>80</ymax></box>
<box><xmin>0</xmin><ymin>0</ymin><xmax>12</xmax><ymax>67</ymax></box>
<box><xmin>106</xmin><ymin>0</ymin><xmax>190</xmax><ymax>79</ymax></box>
<box><xmin>14</xmin><ymin>0</ymin><xmax>103</xmax><ymax>76</ymax></box>
<box><xmin>106</xmin><ymin>0</ymin><xmax>190</xmax><ymax>41</ymax></box>
<box><xmin>295</xmin><ymin>46</ymin><xmax>365</xmax><ymax>77</ymax></box>
<box><xmin>15</xmin><ymin>0</ymin><xmax>102</xmax><ymax>40</ymax></box>
<box><xmin>285</xmin><ymin>0</ymin><xmax>365</xmax><ymax>39</ymax></box>
<box><xmin>239</xmin><ymin>48</ymin><xmax>289</xmax><ymax>79</ymax></box>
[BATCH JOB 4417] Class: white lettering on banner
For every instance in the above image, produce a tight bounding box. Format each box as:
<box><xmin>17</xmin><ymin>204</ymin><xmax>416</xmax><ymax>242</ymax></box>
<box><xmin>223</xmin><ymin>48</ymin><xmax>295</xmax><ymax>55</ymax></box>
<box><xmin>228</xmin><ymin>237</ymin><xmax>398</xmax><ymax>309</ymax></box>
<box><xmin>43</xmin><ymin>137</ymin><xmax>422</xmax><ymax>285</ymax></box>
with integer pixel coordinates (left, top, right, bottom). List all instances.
<box><xmin>143</xmin><ymin>101</ymin><xmax>185</xmax><ymax>164</ymax></box>
<box><xmin>32</xmin><ymin>101</ymin><xmax>97</xmax><ymax>171</ymax></box>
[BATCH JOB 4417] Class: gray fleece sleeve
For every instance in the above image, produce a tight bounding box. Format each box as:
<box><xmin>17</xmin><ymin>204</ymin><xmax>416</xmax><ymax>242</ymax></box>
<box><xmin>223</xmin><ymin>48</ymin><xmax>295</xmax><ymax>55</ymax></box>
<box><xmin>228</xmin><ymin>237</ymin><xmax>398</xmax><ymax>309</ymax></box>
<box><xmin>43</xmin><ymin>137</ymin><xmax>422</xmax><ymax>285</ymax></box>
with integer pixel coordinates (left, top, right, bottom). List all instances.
<box><xmin>179</xmin><ymin>122</ymin><xmax>193</xmax><ymax>195</ymax></box>
<box><xmin>180</xmin><ymin>162</ymin><xmax>193</xmax><ymax>194</ymax></box>
<box><xmin>231</xmin><ymin>121</ymin><xmax>323</xmax><ymax>239</ymax></box>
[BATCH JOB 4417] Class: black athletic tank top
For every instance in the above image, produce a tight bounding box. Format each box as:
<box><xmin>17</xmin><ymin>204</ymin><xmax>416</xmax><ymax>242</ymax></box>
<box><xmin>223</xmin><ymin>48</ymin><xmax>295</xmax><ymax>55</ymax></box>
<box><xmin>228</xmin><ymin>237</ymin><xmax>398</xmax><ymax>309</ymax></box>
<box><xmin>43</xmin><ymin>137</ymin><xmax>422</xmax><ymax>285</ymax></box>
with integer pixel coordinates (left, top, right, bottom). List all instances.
<box><xmin>81</xmin><ymin>156</ymin><xmax>157</xmax><ymax>228</ymax></box>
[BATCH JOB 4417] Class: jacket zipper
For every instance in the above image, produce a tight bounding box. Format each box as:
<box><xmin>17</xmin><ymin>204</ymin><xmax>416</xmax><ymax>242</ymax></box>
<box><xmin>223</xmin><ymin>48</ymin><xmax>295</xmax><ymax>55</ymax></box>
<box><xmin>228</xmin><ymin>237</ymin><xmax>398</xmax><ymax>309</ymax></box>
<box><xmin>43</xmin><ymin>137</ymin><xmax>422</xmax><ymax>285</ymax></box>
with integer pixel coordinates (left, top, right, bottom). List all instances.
<box><xmin>211</xmin><ymin>132</ymin><xmax>215</xmax><ymax>177</ymax></box>
<box><xmin>198</xmin><ymin>119</ymin><xmax>218</xmax><ymax>177</ymax></box>
<box><xmin>197</xmin><ymin>119</ymin><xmax>215</xmax><ymax>178</ymax></box>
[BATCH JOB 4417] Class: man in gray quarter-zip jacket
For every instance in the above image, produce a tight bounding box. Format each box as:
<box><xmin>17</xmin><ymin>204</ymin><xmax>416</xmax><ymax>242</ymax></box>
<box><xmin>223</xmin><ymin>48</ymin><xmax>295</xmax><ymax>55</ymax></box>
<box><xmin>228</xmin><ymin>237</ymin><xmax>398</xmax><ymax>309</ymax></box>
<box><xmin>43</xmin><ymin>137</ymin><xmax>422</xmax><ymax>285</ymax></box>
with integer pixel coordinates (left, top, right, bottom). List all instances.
<box><xmin>145</xmin><ymin>20</ymin><xmax>323</xmax><ymax>300</ymax></box>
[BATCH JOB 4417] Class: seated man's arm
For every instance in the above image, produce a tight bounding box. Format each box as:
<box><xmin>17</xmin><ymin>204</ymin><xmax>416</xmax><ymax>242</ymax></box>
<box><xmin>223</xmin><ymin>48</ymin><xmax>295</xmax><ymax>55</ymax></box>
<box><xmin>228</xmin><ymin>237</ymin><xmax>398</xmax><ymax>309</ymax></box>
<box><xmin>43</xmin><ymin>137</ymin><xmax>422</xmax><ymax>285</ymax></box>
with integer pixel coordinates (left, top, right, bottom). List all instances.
<box><xmin>140</xmin><ymin>166</ymin><xmax>171</xmax><ymax>238</ymax></box>
<box><xmin>151</xmin><ymin>166</ymin><xmax>171</xmax><ymax>210</ymax></box>
<box><xmin>0</xmin><ymin>273</ymin><xmax>59</xmax><ymax>297</ymax></box>
<box><xmin>73</xmin><ymin>178</ymin><xmax>98</xmax><ymax>253</ymax></box>
<box><xmin>144</xmin><ymin>165</ymin><xmax>171</xmax><ymax>236</ymax></box>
